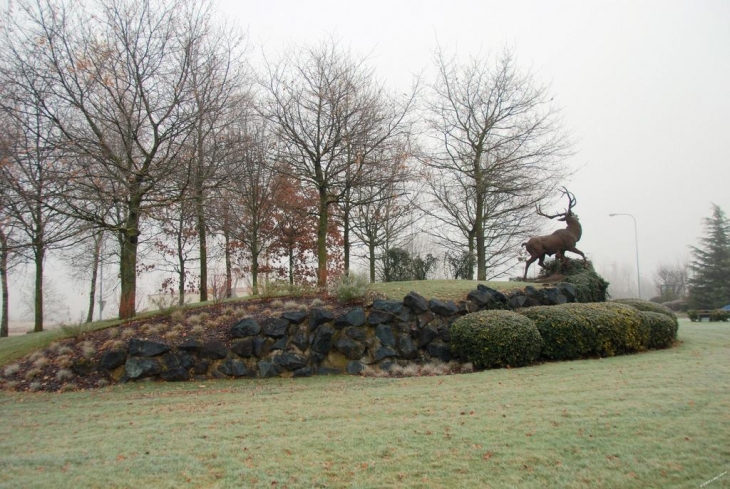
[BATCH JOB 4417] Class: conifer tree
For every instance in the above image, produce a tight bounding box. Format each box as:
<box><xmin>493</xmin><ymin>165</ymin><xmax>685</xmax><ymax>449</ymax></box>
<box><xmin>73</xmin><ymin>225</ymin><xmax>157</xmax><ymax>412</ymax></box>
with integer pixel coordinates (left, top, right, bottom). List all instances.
<box><xmin>688</xmin><ymin>204</ymin><xmax>730</xmax><ymax>309</ymax></box>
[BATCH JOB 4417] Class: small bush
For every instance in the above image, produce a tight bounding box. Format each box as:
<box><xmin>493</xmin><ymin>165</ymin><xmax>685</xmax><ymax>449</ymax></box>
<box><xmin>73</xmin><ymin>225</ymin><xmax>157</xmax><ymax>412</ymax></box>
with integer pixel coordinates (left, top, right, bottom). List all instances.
<box><xmin>538</xmin><ymin>258</ymin><xmax>610</xmax><ymax>303</ymax></box>
<box><xmin>638</xmin><ymin>311</ymin><xmax>678</xmax><ymax>349</ymax></box>
<box><xmin>61</xmin><ymin>322</ymin><xmax>94</xmax><ymax>339</ymax></box>
<box><xmin>520</xmin><ymin>302</ymin><xmax>647</xmax><ymax>360</ymax></box>
<box><xmin>283</xmin><ymin>301</ymin><xmax>305</xmax><ymax>311</ymax></box>
<box><xmin>3</xmin><ymin>364</ymin><xmax>20</xmax><ymax>377</ymax></box>
<box><xmin>711</xmin><ymin>309</ymin><xmax>729</xmax><ymax>322</ymax></box>
<box><xmin>330</xmin><ymin>273</ymin><xmax>370</xmax><ymax>303</ymax></box>
<box><xmin>79</xmin><ymin>341</ymin><xmax>96</xmax><ymax>359</ymax></box>
<box><xmin>32</xmin><ymin>356</ymin><xmax>50</xmax><ymax>369</ymax></box>
<box><xmin>56</xmin><ymin>368</ymin><xmax>74</xmax><ymax>382</ymax></box>
<box><xmin>687</xmin><ymin>310</ymin><xmax>699</xmax><ymax>322</ymax></box>
<box><xmin>120</xmin><ymin>328</ymin><xmax>136</xmax><ymax>340</ymax></box>
<box><xmin>450</xmin><ymin>310</ymin><xmax>543</xmax><ymax>369</ymax></box>
<box><xmin>25</xmin><ymin>368</ymin><xmax>42</xmax><ymax>380</ymax></box>
<box><xmin>169</xmin><ymin>308</ymin><xmax>186</xmax><ymax>324</ymax></box>
<box><xmin>54</xmin><ymin>345</ymin><xmax>74</xmax><ymax>356</ymax></box>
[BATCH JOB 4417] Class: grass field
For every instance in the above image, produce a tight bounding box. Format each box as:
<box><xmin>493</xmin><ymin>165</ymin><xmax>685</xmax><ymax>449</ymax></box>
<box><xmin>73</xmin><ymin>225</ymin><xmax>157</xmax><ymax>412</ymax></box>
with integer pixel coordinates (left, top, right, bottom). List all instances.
<box><xmin>0</xmin><ymin>319</ymin><xmax>728</xmax><ymax>488</ymax></box>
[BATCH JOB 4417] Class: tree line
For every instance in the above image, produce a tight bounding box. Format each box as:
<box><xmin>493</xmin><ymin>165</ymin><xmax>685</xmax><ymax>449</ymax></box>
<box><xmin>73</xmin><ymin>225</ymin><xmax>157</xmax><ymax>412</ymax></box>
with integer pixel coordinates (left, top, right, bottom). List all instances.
<box><xmin>0</xmin><ymin>0</ymin><xmax>571</xmax><ymax>332</ymax></box>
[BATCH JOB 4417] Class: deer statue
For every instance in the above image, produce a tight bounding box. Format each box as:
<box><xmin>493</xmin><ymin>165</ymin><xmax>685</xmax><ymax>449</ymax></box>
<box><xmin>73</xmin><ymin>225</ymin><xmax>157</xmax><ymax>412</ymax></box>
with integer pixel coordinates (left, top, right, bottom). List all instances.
<box><xmin>522</xmin><ymin>188</ymin><xmax>586</xmax><ymax>280</ymax></box>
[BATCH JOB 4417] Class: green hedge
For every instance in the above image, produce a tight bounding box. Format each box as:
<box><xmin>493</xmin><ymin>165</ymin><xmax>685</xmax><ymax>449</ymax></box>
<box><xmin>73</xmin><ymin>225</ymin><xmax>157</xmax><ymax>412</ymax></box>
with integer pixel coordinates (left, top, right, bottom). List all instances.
<box><xmin>450</xmin><ymin>310</ymin><xmax>543</xmax><ymax>369</ymax></box>
<box><xmin>519</xmin><ymin>305</ymin><xmax>599</xmax><ymax>360</ymax></box>
<box><xmin>520</xmin><ymin>302</ymin><xmax>647</xmax><ymax>359</ymax></box>
<box><xmin>612</xmin><ymin>298</ymin><xmax>677</xmax><ymax>322</ymax></box>
<box><xmin>638</xmin><ymin>311</ymin><xmax>678</xmax><ymax>349</ymax></box>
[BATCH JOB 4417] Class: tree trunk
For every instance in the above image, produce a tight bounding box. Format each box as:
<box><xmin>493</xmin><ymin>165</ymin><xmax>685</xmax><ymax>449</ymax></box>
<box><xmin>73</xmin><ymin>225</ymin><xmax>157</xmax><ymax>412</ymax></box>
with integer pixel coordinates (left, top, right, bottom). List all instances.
<box><xmin>118</xmin><ymin>208</ymin><xmax>140</xmax><ymax>319</ymax></box>
<box><xmin>178</xmin><ymin>258</ymin><xmax>185</xmax><ymax>306</ymax></box>
<box><xmin>288</xmin><ymin>245</ymin><xmax>294</xmax><ymax>286</ymax></box>
<box><xmin>33</xmin><ymin>241</ymin><xmax>44</xmax><ymax>332</ymax></box>
<box><xmin>343</xmin><ymin>205</ymin><xmax>350</xmax><ymax>276</ymax></box>
<box><xmin>475</xmin><ymin>198</ymin><xmax>486</xmax><ymax>281</ymax></box>
<box><xmin>85</xmin><ymin>231</ymin><xmax>103</xmax><ymax>323</ymax></box>
<box><xmin>251</xmin><ymin>239</ymin><xmax>259</xmax><ymax>296</ymax></box>
<box><xmin>316</xmin><ymin>189</ymin><xmax>329</xmax><ymax>288</ymax></box>
<box><xmin>369</xmin><ymin>241</ymin><xmax>376</xmax><ymax>283</ymax></box>
<box><xmin>0</xmin><ymin>228</ymin><xmax>9</xmax><ymax>337</ymax></box>
<box><xmin>197</xmin><ymin>193</ymin><xmax>208</xmax><ymax>303</ymax></box>
<box><xmin>467</xmin><ymin>232</ymin><xmax>476</xmax><ymax>280</ymax></box>
<box><xmin>224</xmin><ymin>227</ymin><xmax>232</xmax><ymax>298</ymax></box>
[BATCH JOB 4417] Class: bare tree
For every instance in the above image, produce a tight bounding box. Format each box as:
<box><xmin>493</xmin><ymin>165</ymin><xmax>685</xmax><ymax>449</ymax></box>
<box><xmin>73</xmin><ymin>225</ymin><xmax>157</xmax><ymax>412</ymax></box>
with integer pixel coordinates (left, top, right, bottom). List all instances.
<box><xmin>184</xmin><ymin>13</ymin><xmax>249</xmax><ymax>302</ymax></box>
<box><xmin>423</xmin><ymin>46</ymin><xmax>571</xmax><ymax>280</ymax></box>
<box><xmin>260</xmin><ymin>38</ymin><xmax>416</xmax><ymax>287</ymax></box>
<box><xmin>654</xmin><ymin>261</ymin><xmax>688</xmax><ymax>302</ymax></box>
<box><xmin>349</xmin><ymin>143</ymin><xmax>417</xmax><ymax>282</ymax></box>
<box><xmin>0</xmin><ymin>0</ymin><xmax>222</xmax><ymax>318</ymax></box>
<box><xmin>0</xmin><ymin>92</ymin><xmax>77</xmax><ymax>331</ymax></box>
<box><xmin>225</xmin><ymin>118</ymin><xmax>281</xmax><ymax>296</ymax></box>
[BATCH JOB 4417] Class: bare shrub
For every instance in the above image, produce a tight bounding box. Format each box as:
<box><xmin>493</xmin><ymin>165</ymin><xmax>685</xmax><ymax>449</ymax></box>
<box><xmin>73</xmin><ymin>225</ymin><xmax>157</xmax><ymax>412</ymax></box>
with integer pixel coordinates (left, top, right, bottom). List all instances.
<box><xmin>79</xmin><ymin>341</ymin><xmax>96</xmax><ymax>358</ymax></box>
<box><xmin>3</xmin><ymin>364</ymin><xmax>20</xmax><ymax>377</ymax></box>
<box><xmin>56</xmin><ymin>369</ymin><xmax>74</xmax><ymax>382</ymax></box>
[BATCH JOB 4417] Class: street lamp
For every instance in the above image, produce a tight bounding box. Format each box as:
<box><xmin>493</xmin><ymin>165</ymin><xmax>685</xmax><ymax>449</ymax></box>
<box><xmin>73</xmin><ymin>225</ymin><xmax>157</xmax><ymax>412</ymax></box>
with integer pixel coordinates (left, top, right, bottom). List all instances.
<box><xmin>609</xmin><ymin>213</ymin><xmax>642</xmax><ymax>299</ymax></box>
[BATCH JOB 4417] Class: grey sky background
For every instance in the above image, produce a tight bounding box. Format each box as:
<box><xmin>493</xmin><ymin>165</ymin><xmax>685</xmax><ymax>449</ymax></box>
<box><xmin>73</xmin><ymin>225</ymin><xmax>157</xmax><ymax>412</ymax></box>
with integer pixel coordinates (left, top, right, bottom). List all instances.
<box><xmin>220</xmin><ymin>0</ymin><xmax>730</xmax><ymax>294</ymax></box>
<box><xmin>8</xmin><ymin>0</ymin><xmax>730</xmax><ymax>321</ymax></box>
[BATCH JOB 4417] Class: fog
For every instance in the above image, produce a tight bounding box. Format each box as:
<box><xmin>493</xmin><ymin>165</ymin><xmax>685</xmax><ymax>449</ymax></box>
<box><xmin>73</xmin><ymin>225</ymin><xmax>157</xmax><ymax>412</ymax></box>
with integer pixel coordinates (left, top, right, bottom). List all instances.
<box><xmin>6</xmin><ymin>0</ymin><xmax>730</xmax><ymax>322</ymax></box>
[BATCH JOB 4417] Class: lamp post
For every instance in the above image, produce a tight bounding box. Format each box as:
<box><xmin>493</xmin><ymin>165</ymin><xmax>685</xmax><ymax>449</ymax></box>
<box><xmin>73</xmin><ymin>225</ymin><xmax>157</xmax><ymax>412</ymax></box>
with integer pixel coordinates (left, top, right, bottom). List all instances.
<box><xmin>609</xmin><ymin>213</ymin><xmax>641</xmax><ymax>299</ymax></box>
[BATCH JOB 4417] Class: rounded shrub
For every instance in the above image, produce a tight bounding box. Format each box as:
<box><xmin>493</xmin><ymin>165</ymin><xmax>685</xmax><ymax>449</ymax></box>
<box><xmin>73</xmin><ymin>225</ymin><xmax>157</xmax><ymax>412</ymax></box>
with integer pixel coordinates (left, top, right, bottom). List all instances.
<box><xmin>450</xmin><ymin>310</ymin><xmax>543</xmax><ymax>369</ymax></box>
<box><xmin>638</xmin><ymin>311</ymin><xmax>678</xmax><ymax>349</ymax></box>
<box><xmin>519</xmin><ymin>305</ymin><xmax>598</xmax><ymax>360</ymax></box>
<box><xmin>611</xmin><ymin>298</ymin><xmax>677</xmax><ymax>322</ymax></box>
<box><xmin>538</xmin><ymin>258</ymin><xmax>610</xmax><ymax>303</ymax></box>
<box><xmin>520</xmin><ymin>302</ymin><xmax>647</xmax><ymax>359</ymax></box>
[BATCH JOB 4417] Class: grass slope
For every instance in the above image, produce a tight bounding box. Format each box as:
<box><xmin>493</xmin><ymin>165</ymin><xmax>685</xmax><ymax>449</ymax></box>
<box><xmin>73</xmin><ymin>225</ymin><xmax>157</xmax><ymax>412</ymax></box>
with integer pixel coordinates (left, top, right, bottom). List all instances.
<box><xmin>370</xmin><ymin>279</ymin><xmax>529</xmax><ymax>301</ymax></box>
<box><xmin>0</xmin><ymin>320</ymin><xmax>728</xmax><ymax>488</ymax></box>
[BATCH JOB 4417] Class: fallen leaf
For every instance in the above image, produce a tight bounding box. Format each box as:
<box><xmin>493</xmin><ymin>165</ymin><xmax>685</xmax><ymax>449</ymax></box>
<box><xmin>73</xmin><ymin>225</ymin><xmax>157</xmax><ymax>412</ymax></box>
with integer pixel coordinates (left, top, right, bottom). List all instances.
<box><xmin>483</xmin><ymin>452</ymin><xmax>493</xmax><ymax>461</ymax></box>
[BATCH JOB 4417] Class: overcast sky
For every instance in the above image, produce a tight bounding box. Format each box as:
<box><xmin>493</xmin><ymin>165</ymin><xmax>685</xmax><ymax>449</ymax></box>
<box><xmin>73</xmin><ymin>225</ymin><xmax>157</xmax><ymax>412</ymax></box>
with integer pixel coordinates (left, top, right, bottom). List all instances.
<box><xmin>8</xmin><ymin>0</ymin><xmax>730</xmax><ymax>321</ymax></box>
<box><xmin>217</xmin><ymin>0</ymin><xmax>730</xmax><ymax>293</ymax></box>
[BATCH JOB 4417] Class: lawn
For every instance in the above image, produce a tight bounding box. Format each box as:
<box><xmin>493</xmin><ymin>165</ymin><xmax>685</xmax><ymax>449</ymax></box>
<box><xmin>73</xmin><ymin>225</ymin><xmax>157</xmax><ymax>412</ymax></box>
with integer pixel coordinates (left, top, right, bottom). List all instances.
<box><xmin>0</xmin><ymin>319</ymin><xmax>728</xmax><ymax>488</ymax></box>
<box><xmin>370</xmin><ymin>278</ymin><xmax>529</xmax><ymax>301</ymax></box>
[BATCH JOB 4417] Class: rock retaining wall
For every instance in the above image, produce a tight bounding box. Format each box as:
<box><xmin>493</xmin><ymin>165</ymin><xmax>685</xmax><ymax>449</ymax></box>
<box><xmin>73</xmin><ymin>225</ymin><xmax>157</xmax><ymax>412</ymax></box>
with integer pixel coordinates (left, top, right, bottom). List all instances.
<box><xmin>100</xmin><ymin>283</ymin><xmax>578</xmax><ymax>383</ymax></box>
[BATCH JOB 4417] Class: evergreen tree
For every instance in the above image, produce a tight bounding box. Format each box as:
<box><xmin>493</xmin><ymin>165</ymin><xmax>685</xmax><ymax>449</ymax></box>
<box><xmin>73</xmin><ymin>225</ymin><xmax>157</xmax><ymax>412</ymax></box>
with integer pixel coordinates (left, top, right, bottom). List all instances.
<box><xmin>688</xmin><ymin>204</ymin><xmax>730</xmax><ymax>309</ymax></box>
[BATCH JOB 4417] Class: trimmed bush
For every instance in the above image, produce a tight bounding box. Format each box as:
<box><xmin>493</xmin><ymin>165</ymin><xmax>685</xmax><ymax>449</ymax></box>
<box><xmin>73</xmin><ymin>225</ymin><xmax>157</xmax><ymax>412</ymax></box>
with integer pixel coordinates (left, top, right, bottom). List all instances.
<box><xmin>519</xmin><ymin>305</ymin><xmax>597</xmax><ymax>360</ymax></box>
<box><xmin>450</xmin><ymin>310</ymin><xmax>543</xmax><ymax>369</ymax></box>
<box><xmin>538</xmin><ymin>258</ymin><xmax>609</xmax><ymax>303</ymax></box>
<box><xmin>612</xmin><ymin>298</ymin><xmax>677</xmax><ymax>321</ymax></box>
<box><xmin>711</xmin><ymin>309</ymin><xmax>729</xmax><ymax>322</ymax></box>
<box><xmin>638</xmin><ymin>311</ymin><xmax>678</xmax><ymax>349</ymax></box>
<box><xmin>520</xmin><ymin>302</ymin><xmax>647</xmax><ymax>359</ymax></box>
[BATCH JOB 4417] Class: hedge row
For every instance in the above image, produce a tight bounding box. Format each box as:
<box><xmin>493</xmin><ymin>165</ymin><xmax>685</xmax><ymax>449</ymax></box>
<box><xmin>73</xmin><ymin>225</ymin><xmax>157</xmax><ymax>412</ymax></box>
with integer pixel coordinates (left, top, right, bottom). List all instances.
<box><xmin>450</xmin><ymin>299</ymin><xmax>678</xmax><ymax>368</ymax></box>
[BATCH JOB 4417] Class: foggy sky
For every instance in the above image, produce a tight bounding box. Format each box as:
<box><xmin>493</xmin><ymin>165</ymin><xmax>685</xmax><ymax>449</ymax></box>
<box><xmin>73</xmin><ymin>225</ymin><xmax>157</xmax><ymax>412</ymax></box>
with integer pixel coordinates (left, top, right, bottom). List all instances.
<box><xmin>7</xmin><ymin>0</ymin><xmax>730</xmax><ymax>320</ymax></box>
<box><xmin>223</xmin><ymin>0</ymin><xmax>730</xmax><ymax>295</ymax></box>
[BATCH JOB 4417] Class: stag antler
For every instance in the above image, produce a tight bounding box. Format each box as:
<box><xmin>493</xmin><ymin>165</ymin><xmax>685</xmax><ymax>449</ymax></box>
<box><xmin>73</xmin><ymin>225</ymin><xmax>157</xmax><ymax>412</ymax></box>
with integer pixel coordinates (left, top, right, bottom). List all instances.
<box><xmin>560</xmin><ymin>187</ymin><xmax>576</xmax><ymax>215</ymax></box>
<box><xmin>537</xmin><ymin>187</ymin><xmax>577</xmax><ymax>219</ymax></box>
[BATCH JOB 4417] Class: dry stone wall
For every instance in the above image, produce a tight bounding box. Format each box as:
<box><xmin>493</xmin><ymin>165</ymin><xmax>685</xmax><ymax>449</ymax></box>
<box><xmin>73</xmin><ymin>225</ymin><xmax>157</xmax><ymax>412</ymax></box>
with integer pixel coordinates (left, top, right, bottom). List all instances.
<box><xmin>101</xmin><ymin>283</ymin><xmax>578</xmax><ymax>383</ymax></box>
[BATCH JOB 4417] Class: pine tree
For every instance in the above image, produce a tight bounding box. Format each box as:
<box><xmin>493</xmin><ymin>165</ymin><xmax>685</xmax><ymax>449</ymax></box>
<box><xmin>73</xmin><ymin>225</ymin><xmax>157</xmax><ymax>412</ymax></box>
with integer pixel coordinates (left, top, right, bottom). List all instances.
<box><xmin>688</xmin><ymin>204</ymin><xmax>730</xmax><ymax>309</ymax></box>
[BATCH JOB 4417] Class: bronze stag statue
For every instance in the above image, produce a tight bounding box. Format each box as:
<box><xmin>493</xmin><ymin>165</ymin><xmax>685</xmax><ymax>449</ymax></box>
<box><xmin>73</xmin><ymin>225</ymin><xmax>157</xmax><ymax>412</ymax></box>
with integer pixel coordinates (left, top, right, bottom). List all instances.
<box><xmin>522</xmin><ymin>188</ymin><xmax>586</xmax><ymax>280</ymax></box>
